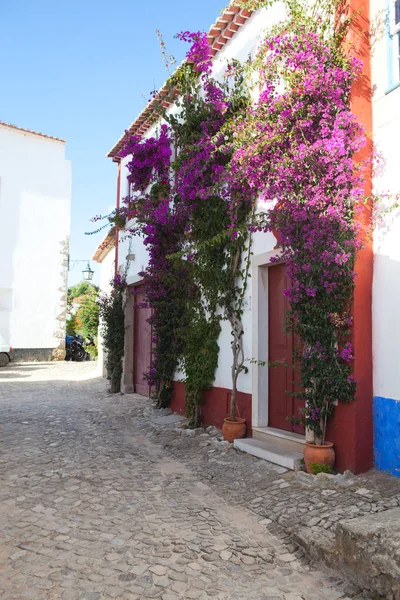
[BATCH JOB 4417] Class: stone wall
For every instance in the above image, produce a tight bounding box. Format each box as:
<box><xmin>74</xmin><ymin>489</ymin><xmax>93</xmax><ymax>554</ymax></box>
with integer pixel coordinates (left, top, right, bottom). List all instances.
<box><xmin>11</xmin><ymin>348</ymin><xmax>55</xmax><ymax>362</ymax></box>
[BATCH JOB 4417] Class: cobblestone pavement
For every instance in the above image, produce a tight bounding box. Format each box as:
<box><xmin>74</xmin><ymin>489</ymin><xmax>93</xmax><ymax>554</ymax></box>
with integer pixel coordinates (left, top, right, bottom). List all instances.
<box><xmin>1</xmin><ymin>362</ymin><xmax>395</xmax><ymax>600</ymax></box>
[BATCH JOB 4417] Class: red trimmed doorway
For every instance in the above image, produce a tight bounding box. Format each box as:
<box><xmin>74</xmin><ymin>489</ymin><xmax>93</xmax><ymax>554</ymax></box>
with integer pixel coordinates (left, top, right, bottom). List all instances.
<box><xmin>133</xmin><ymin>285</ymin><xmax>152</xmax><ymax>397</ymax></box>
<box><xmin>268</xmin><ymin>263</ymin><xmax>304</xmax><ymax>433</ymax></box>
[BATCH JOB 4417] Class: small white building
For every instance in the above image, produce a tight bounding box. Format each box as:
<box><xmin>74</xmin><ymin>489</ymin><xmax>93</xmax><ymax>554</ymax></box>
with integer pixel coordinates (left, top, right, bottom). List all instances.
<box><xmin>0</xmin><ymin>121</ymin><xmax>72</xmax><ymax>361</ymax></box>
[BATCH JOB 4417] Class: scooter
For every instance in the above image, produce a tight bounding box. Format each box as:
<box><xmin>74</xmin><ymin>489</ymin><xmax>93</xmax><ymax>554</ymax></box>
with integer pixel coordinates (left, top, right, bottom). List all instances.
<box><xmin>65</xmin><ymin>335</ymin><xmax>86</xmax><ymax>362</ymax></box>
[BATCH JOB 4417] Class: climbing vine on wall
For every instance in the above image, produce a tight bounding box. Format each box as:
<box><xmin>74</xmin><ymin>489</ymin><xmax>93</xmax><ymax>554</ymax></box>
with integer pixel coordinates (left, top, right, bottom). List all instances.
<box><xmin>98</xmin><ymin>274</ymin><xmax>127</xmax><ymax>393</ymax></box>
<box><xmin>100</xmin><ymin>0</ymin><xmax>367</xmax><ymax>434</ymax></box>
<box><xmin>228</xmin><ymin>0</ymin><xmax>365</xmax><ymax>442</ymax></box>
<box><xmin>117</xmin><ymin>30</ymin><xmax>253</xmax><ymax>420</ymax></box>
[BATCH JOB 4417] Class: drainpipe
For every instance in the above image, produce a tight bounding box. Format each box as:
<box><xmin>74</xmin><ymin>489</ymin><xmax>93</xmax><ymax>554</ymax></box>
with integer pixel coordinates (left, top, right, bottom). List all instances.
<box><xmin>114</xmin><ymin>158</ymin><xmax>121</xmax><ymax>277</ymax></box>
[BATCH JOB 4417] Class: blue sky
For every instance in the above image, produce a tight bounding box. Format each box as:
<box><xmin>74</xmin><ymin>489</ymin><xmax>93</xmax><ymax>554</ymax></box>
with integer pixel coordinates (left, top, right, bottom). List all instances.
<box><xmin>0</xmin><ymin>0</ymin><xmax>224</xmax><ymax>285</ymax></box>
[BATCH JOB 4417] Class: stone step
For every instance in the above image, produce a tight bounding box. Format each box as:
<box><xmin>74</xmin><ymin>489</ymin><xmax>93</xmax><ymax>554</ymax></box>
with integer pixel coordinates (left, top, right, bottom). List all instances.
<box><xmin>253</xmin><ymin>426</ymin><xmax>305</xmax><ymax>454</ymax></box>
<box><xmin>294</xmin><ymin>508</ymin><xmax>400</xmax><ymax>599</ymax></box>
<box><xmin>234</xmin><ymin>437</ymin><xmax>303</xmax><ymax>470</ymax></box>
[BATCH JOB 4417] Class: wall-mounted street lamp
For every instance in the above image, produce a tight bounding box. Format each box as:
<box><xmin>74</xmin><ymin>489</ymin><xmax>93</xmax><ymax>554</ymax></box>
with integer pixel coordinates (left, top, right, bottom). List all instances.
<box><xmin>82</xmin><ymin>262</ymin><xmax>94</xmax><ymax>281</ymax></box>
<box><xmin>68</xmin><ymin>256</ymin><xmax>95</xmax><ymax>281</ymax></box>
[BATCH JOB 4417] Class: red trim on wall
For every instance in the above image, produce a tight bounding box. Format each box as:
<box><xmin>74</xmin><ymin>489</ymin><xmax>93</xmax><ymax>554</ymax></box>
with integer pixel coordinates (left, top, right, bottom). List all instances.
<box><xmin>326</xmin><ymin>0</ymin><xmax>373</xmax><ymax>474</ymax></box>
<box><xmin>171</xmin><ymin>382</ymin><xmax>252</xmax><ymax>436</ymax></box>
<box><xmin>349</xmin><ymin>0</ymin><xmax>373</xmax><ymax>474</ymax></box>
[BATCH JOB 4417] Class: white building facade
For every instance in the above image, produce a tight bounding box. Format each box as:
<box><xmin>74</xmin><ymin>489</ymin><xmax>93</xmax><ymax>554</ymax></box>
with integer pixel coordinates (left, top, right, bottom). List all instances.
<box><xmin>100</xmin><ymin>0</ymin><xmax>400</xmax><ymax>475</ymax></box>
<box><xmin>0</xmin><ymin>122</ymin><xmax>72</xmax><ymax>361</ymax></box>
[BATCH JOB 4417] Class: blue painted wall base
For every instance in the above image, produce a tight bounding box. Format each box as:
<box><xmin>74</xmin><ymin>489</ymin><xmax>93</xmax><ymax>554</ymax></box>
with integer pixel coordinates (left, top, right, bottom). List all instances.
<box><xmin>373</xmin><ymin>396</ymin><xmax>400</xmax><ymax>477</ymax></box>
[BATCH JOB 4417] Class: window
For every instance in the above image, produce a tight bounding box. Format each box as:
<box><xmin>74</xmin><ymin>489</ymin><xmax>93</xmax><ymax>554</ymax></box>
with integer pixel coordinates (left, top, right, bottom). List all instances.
<box><xmin>388</xmin><ymin>0</ymin><xmax>400</xmax><ymax>86</ymax></box>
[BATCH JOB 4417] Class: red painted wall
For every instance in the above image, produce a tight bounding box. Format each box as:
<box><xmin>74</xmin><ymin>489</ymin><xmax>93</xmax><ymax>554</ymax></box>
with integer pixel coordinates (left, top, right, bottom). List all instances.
<box><xmin>320</xmin><ymin>0</ymin><xmax>373</xmax><ymax>474</ymax></box>
<box><xmin>171</xmin><ymin>382</ymin><xmax>252</xmax><ymax>436</ymax></box>
<box><xmin>327</xmin><ymin>0</ymin><xmax>373</xmax><ymax>474</ymax></box>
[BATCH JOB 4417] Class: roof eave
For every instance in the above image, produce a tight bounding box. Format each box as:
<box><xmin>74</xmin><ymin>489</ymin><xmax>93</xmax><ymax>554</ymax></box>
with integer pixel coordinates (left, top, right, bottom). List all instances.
<box><xmin>106</xmin><ymin>2</ymin><xmax>253</xmax><ymax>159</ymax></box>
<box><xmin>0</xmin><ymin>121</ymin><xmax>66</xmax><ymax>143</ymax></box>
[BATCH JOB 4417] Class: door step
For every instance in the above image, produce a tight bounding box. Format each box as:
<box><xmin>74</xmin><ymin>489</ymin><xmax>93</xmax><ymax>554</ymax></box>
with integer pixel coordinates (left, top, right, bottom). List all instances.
<box><xmin>234</xmin><ymin>438</ymin><xmax>303</xmax><ymax>470</ymax></box>
<box><xmin>253</xmin><ymin>426</ymin><xmax>305</xmax><ymax>454</ymax></box>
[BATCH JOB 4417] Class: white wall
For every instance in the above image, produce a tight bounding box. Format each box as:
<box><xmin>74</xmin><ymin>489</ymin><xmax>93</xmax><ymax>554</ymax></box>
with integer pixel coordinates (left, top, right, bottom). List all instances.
<box><xmin>371</xmin><ymin>0</ymin><xmax>400</xmax><ymax>401</ymax></box>
<box><xmin>119</xmin><ymin>126</ymin><xmax>165</xmax><ymax>287</ymax></box>
<box><xmin>99</xmin><ymin>245</ymin><xmax>115</xmax><ymax>293</ymax></box>
<box><xmin>0</xmin><ymin>125</ymin><xmax>71</xmax><ymax>351</ymax></box>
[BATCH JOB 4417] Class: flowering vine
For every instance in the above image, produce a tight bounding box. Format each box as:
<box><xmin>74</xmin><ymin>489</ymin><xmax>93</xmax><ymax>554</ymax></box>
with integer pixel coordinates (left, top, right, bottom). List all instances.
<box><xmin>117</xmin><ymin>29</ymin><xmax>253</xmax><ymax>421</ymax></box>
<box><xmin>121</xmin><ymin>124</ymin><xmax>172</xmax><ymax>193</ymax></box>
<box><xmin>98</xmin><ymin>0</ymin><xmax>366</xmax><ymax>442</ymax></box>
<box><xmin>227</xmin><ymin>6</ymin><xmax>365</xmax><ymax>442</ymax></box>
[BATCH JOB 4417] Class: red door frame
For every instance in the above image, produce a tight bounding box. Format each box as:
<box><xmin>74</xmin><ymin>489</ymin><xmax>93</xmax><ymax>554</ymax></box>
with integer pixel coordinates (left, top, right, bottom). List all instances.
<box><xmin>268</xmin><ymin>262</ymin><xmax>304</xmax><ymax>433</ymax></box>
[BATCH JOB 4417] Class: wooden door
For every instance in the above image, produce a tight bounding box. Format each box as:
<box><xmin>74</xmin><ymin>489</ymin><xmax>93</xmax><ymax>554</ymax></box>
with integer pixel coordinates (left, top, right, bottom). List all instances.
<box><xmin>133</xmin><ymin>286</ymin><xmax>152</xmax><ymax>397</ymax></box>
<box><xmin>268</xmin><ymin>263</ymin><xmax>304</xmax><ymax>432</ymax></box>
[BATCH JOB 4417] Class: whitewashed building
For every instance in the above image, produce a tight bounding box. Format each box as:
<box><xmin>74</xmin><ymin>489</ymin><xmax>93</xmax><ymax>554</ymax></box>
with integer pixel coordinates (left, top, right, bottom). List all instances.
<box><xmin>97</xmin><ymin>0</ymin><xmax>400</xmax><ymax>476</ymax></box>
<box><xmin>0</xmin><ymin>122</ymin><xmax>71</xmax><ymax>361</ymax></box>
<box><xmin>371</xmin><ymin>0</ymin><xmax>400</xmax><ymax>476</ymax></box>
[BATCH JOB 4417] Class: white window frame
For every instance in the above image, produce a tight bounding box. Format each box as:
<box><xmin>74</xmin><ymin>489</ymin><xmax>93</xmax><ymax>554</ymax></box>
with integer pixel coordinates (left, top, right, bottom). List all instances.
<box><xmin>388</xmin><ymin>0</ymin><xmax>400</xmax><ymax>87</ymax></box>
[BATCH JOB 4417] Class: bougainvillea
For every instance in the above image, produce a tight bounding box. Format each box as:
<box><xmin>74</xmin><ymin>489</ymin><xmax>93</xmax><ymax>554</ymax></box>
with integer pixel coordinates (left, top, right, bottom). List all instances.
<box><xmin>166</xmin><ymin>31</ymin><xmax>254</xmax><ymax>423</ymax></box>
<box><xmin>138</xmin><ymin>196</ymin><xmax>189</xmax><ymax>408</ymax></box>
<box><xmin>228</xmin><ymin>21</ymin><xmax>365</xmax><ymax>442</ymax></box>
<box><xmin>120</xmin><ymin>155</ymin><xmax>189</xmax><ymax>408</ymax></box>
<box><xmin>99</xmin><ymin>0</ymin><xmax>366</xmax><ymax>440</ymax></box>
<box><xmin>117</xmin><ymin>30</ymin><xmax>253</xmax><ymax>418</ymax></box>
<box><xmin>119</xmin><ymin>124</ymin><xmax>172</xmax><ymax>193</ymax></box>
<box><xmin>176</xmin><ymin>31</ymin><xmax>213</xmax><ymax>74</ymax></box>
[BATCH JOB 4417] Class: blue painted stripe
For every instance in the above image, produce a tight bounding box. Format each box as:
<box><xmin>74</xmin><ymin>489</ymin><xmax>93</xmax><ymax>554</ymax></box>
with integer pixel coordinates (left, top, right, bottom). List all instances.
<box><xmin>373</xmin><ymin>396</ymin><xmax>400</xmax><ymax>477</ymax></box>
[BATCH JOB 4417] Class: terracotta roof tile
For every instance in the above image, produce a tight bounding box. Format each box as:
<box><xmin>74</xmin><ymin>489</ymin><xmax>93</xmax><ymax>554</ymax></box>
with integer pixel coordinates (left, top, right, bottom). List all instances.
<box><xmin>92</xmin><ymin>227</ymin><xmax>116</xmax><ymax>263</ymax></box>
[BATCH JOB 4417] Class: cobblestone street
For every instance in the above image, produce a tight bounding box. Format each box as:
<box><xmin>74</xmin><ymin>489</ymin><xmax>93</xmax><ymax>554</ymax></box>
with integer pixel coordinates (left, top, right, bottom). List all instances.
<box><xmin>0</xmin><ymin>362</ymin><xmax>390</xmax><ymax>599</ymax></box>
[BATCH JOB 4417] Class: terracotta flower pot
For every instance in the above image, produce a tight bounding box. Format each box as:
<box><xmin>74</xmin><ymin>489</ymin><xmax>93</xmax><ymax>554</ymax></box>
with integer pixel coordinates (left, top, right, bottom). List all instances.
<box><xmin>222</xmin><ymin>417</ymin><xmax>246</xmax><ymax>443</ymax></box>
<box><xmin>304</xmin><ymin>441</ymin><xmax>335</xmax><ymax>474</ymax></box>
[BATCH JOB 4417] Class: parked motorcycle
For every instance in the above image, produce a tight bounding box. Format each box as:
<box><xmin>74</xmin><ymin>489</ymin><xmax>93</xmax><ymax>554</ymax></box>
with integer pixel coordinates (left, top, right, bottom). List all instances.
<box><xmin>65</xmin><ymin>334</ymin><xmax>86</xmax><ymax>362</ymax></box>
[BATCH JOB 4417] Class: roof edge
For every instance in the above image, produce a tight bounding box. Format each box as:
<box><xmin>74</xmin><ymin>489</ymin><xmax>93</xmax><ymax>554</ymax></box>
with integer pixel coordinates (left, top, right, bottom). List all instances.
<box><xmin>107</xmin><ymin>2</ymin><xmax>254</xmax><ymax>158</ymax></box>
<box><xmin>92</xmin><ymin>227</ymin><xmax>116</xmax><ymax>263</ymax></box>
<box><xmin>0</xmin><ymin>121</ymin><xmax>66</xmax><ymax>143</ymax></box>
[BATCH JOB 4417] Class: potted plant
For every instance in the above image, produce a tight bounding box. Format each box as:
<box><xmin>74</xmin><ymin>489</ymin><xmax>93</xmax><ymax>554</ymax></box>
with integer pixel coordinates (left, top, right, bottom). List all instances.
<box><xmin>304</xmin><ymin>439</ymin><xmax>335</xmax><ymax>474</ymax></box>
<box><xmin>222</xmin><ymin>394</ymin><xmax>246</xmax><ymax>443</ymax></box>
<box><xmin>301</xmin><ymin>398</ymin><xmax>336</xmax><ymax>474</ymax></box>
<box><xmin>286</xmin><ymin>300</ymin><xmax>357</xmax><ymax>473</ymax></box>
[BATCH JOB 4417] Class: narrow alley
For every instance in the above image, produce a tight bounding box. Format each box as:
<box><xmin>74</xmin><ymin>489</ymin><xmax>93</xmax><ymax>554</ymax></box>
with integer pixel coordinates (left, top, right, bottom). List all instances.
<box><xmin>0</xmin><ymin>362</ymin><xmax>383</xmax><ymax>599</ymax></box>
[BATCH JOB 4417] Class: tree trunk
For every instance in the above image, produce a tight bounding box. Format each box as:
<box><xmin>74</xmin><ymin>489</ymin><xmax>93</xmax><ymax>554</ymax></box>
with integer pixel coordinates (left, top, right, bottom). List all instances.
<box><xmin>229</xmin><ymin>311</ymin><xmax>244</xmax><ymax>422</ymax></box>
<box><xmin>227</xmin><ymin>245</ymin><xmax>245</xmax><ymax>422</ymax></box>
<box><xmin>110</xmin><ymin>376</ymin><xmax>120</xmax><ymax>394</ymax></box>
